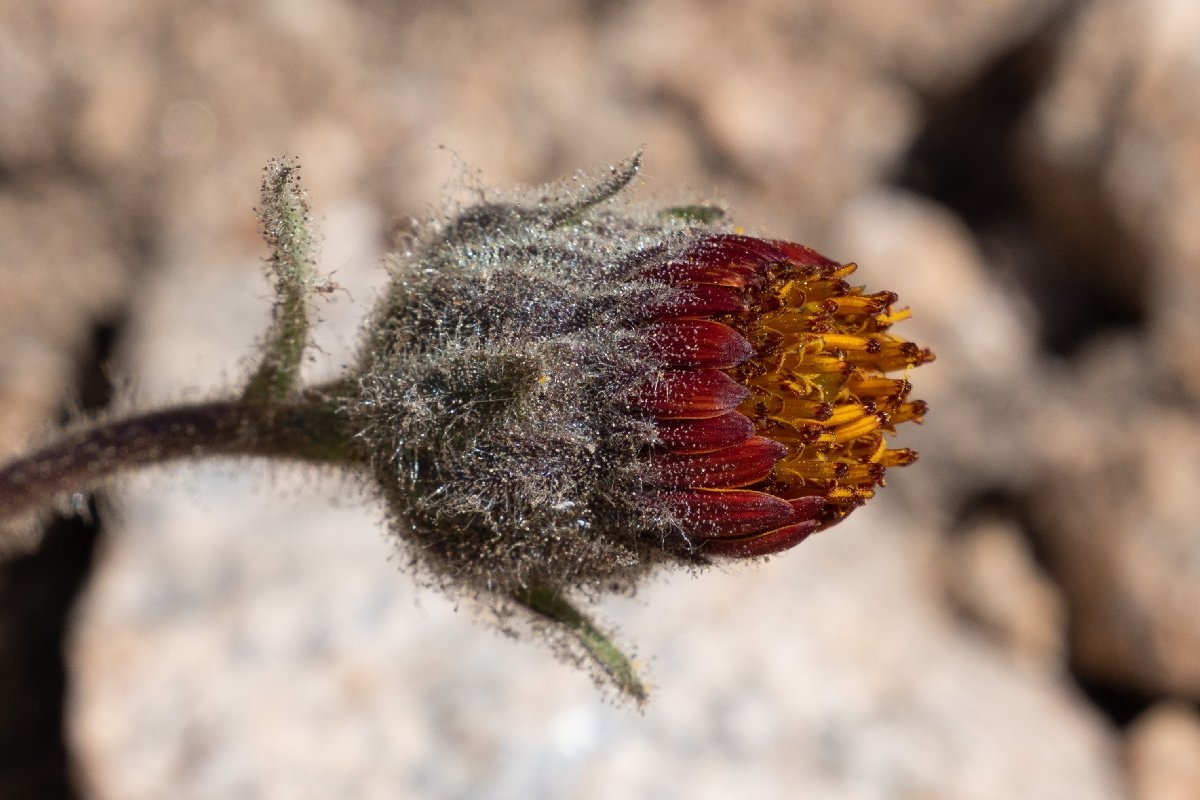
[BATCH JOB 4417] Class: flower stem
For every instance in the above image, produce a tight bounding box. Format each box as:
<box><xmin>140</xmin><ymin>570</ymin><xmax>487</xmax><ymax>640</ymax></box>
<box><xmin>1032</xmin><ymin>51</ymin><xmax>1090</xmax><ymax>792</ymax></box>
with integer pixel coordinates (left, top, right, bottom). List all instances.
<box><xmin>0</xmin><ymin>398</ymin><xmax>358</xmax><ymax>524</ymax></box>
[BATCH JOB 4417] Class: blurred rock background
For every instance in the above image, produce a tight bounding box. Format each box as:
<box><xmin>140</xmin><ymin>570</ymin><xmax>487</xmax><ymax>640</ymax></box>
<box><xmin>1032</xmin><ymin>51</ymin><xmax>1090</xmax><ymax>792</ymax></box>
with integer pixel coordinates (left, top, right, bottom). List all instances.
<box><xmin>2</xmin><ymin>0</ymin><xmax>1199</xmax><ymax>797</ymax></box>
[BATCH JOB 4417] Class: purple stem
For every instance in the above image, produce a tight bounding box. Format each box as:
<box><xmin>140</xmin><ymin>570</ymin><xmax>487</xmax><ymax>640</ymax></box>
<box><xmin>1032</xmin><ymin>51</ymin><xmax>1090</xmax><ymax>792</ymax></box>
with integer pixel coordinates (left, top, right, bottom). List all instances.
<box><xmin>0</xmin><ymin>399</ymin><xmax>357</xmax><ymax>523</ymax></box>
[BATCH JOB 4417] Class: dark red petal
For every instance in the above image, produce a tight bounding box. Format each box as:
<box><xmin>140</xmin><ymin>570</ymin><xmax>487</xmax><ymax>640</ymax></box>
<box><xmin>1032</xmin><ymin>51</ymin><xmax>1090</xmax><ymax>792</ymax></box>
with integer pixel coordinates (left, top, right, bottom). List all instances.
<box><xmin>692</xmin><ymin>234</ymin><xmax>788</xmax><ymax>267</ymax></box>
<box><xmin>653</xmin><ymin>411</ymin><xmax>756</xmax><ymax>452</ymax></box>
<box><xmin>646</xmin><ymin>284</ymin><xmax>747</xmax><ymax>318</ymax></box>
<box><xmin>768</xmin><ymin>239</ymin><xmax>842</xmax><ymax>271</ymax></box>
<box><xmin>628</xmin><ymin>369</ymin><xmax>750</xmax><ymax>419</ymax></box>
<box><xmin>638</xmin><ymin>260</ymin><xmax>762</xmax><ymax>289</ymax></box>
<box><xmin>649</xmin><ymin>436</ymin><xmax>787</xmax><ymax>489</ymax></box>
<box><xmin>638</xmin><ymin>235</ymin><xmax>840</xmax><ymax>289</ymax></box>
<box><xmin>697</xmin><ymin>520</ymin><xmax>821</xmax><ymax>558</ymax></box>
<box><xmin>789</xmin><ymin>495</ymin><xmax>825</xmax><ymax>521</ymax></box>
<box><xmin>659</xmin><ymin>489</ymin><xmax>798</xmax><ymax>537</ymax></box>
<box><xmin>644</xmin><ymin>320</ymin><xmax>754</xmax><ymax>369</ymax></box>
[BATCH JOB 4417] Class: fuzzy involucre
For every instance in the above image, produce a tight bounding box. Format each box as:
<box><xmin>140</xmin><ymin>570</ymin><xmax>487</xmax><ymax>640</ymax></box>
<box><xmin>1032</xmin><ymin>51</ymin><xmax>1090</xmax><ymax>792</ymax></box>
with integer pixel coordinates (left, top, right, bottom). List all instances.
<box><xmin>349</xmin><ymin>162</ymin><xmax>708</xmax><ymax>595</ymax></box>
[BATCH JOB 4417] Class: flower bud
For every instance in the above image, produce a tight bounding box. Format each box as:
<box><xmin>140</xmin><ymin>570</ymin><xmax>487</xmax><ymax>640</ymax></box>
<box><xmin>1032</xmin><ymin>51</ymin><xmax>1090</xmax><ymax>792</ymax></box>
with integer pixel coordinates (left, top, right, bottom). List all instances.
<box><xmin>348</xmin><ymin>158</ymin><xmax>931</xmax><ymax>598</ymax></box>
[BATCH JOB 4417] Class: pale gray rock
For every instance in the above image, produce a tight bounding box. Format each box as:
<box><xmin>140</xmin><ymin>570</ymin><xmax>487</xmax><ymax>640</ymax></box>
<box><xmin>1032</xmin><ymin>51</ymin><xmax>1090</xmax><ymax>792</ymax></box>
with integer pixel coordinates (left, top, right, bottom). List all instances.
<box><xmin>0</xmin><ymin>184</ymin><xmax>130</xmax><ymax>457</ymax></box>
<box><xmin>1126</xmin><ymin>703</ymin><xmax>1200</xmax><ymax>800</ymax></box>
<box><xmin>72</xmin><ymin>480</ymin><xmax>1127</xmax><ymax>800</ymax></box>
<box><xmin>1030</xmin><ymin>334</ymin><xmax>1200</xmax><ymax>697</ymax></box>
<box><xmin>945</xmin><ymin>517</ymin><xmax>1067</xmax><ymax>674</ymax></box>
<box><xmin>1019</xmin><ymin>0</ymin><xmax>1200</xmax><ymax>396</ymax></box>
<box><xmin>1003</xmin><ymin>42</ymin><xmax>1200</xmax><ymax>677</ymax></box>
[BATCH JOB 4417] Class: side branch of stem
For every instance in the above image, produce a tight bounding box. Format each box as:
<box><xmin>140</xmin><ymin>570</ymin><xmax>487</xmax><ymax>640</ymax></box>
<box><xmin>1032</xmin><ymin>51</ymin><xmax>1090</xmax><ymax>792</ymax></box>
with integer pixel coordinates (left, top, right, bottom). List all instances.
<box><xmin>513</xmin><ymin>584</ymin><xmax>648</xmax><ymax>705</ymax></box>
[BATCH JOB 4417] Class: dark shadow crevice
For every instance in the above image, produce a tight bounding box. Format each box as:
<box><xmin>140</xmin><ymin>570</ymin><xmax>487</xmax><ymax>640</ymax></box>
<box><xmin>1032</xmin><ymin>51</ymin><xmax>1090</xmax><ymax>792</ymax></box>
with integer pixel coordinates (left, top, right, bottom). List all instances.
<box><xmin>894</xmin><ymin>1</ymin><xmax>1148</xmax><ymax>356</ymax></box>
<box><xmin>0</xmin><ymin>318</ymin><xmax>123</xmax><ymax>800</ymax></box>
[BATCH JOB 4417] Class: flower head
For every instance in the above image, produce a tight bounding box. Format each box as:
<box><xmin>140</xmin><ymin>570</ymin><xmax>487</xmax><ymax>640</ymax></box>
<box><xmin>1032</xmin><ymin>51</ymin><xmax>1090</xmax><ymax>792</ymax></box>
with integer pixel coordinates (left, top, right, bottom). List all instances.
<box><xmin>634</xmin><ymin>233</ymin><xmax>932</xmax><ymax>558</ymax></box>
<box><xmin>350</xmin><ymin>156</ymin><xmax>932</xmax><ymax>599</ymax></box>
<box><xmin>0</xmin><ymin>154</ymin><xmax>931</xmax><ymax>703</ymax></box>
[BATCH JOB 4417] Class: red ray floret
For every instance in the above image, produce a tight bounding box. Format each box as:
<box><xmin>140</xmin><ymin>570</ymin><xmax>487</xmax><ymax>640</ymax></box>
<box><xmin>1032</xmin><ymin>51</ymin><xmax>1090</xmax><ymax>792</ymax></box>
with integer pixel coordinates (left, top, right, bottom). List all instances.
<box><xmin>696</xmin><ymin>520</ymin><xmax>822</xmax><ymax>558</ymax></box>
<box><xmin>652</xmin><ymin>412</ymin><xmax>756</xmax><ymax>451</ymax></box>
<box><xmin>645</xmin><ymin>284</ymin><xmax>747</xmax><ymax>319</ymax></box>
<box><xmin>649</xmin><ymin>436</ymin><xmax>788</xmax><ymax>489</ymax></box>
<box><xmin>628</xmin><ymin>369</ymin><xmax>750</xmax><ymax>419</ymax></box>
<box><xmin>659</xmin><ymin>489</ymin><xmax>802</xmax><ymax>537</ymax></box>
<box><xmin>643</xmin><ymin>320</ymin><xmax>754</xmax><ymax>369</ymax></box>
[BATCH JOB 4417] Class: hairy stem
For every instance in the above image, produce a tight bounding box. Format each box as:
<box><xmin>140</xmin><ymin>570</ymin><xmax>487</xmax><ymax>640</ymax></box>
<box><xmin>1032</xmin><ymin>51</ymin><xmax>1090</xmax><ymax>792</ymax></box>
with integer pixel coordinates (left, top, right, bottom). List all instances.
<box><xmin>0</xmin><ymin>398</ymin><xmax>359</xmax><ymax>524</ymax></box>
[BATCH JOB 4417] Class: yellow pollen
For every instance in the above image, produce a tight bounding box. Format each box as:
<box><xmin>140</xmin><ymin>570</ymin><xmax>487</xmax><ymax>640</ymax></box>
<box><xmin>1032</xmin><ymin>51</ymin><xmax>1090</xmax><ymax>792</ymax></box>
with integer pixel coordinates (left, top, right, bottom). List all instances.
<box><xmin>889</xmin><ymin>402</ymin><xmax>928</xmax><ymax>425</ymax></box>
<box><xmin>876</xmin><ymin>307</ymin><xmax>913</xmax><ymax>325</ymax></box>
<box><xmin>777</xmin><ymin>458</ymin><xmax>847</xmax><ymax>481</ymax></box>
<box><xmin>831</xmin><ymin>412</ymin><xmax>884</xmax><ymax>444</ymax></box>
<box><xmin>826</xmin><ymin>486</ymin><xmax>876</xmax><ymax>505</ymax></box>
<box><xmin>786</xmin><ymin>353</ymin><xmax>849</xmax><ymax>374</ymax></box>
<box><xmin>706</xmin><ymin>250</ymin><xmax>930</xmax><ymax>528</ymax></box>
<box><xmin>847</xmin><ymin>376</ymin><xmax>910</xmax><ymax>399</ymax></box>
<box><xmin>825</xmin><ymin>402</ymin><xmax>870</xmax><ymax>426</ymax></box>
<box><xmin>878</xmin><ymin>448</ymin><xmax>918</xmax><ymax>467</ymax></box>
<box><xmin>829</xmin><ymin>296</ymin><xmax>889</xmax><ymax>315</ymax></box>
<box><xmin>820</xmin><ymin>333</ymin><xmax>880</xmax><ymax>353</ymax></box>
<box><xmin>756</xmin><ymin>394</ymin><xmax>832</xmax><ymax>422</ymax></box>
<box><xmin>829</xmin><ymin>263</ymin><xmax>858</xmax><ymax>280</ymax></box>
